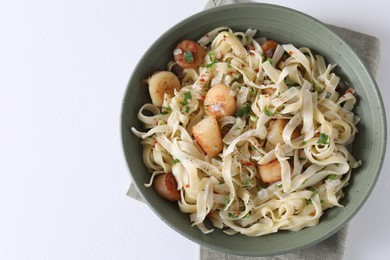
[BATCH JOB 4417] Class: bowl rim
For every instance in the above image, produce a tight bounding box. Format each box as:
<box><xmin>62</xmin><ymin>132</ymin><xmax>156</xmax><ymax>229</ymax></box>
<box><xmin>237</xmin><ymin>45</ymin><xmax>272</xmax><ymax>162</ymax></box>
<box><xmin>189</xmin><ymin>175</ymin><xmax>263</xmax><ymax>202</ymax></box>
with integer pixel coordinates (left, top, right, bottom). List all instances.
<box><xmin>121</xmin><ymin>2</ymin><xmax>387</xmax><ymax>256</ymax></box>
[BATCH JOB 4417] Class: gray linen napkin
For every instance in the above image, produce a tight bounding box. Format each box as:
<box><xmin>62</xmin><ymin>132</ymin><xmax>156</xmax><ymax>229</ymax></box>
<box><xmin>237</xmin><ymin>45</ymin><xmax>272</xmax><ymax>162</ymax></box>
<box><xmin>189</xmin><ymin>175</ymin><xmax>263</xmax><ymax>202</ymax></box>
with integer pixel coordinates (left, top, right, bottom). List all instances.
<box><xmin>127</xmin><ymin>1</ymin><xmax>380</xmax><ymax>259</ymax></box>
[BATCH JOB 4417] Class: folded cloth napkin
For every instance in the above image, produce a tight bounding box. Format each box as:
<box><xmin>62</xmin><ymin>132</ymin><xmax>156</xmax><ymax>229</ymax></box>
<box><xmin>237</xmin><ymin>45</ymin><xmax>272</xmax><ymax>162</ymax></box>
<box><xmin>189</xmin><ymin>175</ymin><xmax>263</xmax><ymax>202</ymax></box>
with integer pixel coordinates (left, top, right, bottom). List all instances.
<box><xmin>127</xmin><ymin>1</ymin><xmax>380</xmax><ymax>259</ymax></box>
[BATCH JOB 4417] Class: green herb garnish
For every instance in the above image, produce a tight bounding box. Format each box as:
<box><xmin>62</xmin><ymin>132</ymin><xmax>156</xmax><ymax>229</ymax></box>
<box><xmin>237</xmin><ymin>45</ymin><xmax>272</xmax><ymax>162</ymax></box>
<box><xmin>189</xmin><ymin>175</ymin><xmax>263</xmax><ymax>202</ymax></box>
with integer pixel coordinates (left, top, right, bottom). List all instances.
<box><xmin>232</xmin><ymin>75</ymin><xmax>243</xmax><ymax>83</ymax></box>
<box><xmin>180</xmin><ymin>91</ymin><xmax>192</xmax><ymax>105</ymax></box>
<box><xmin>267</xmin><ymin>57</ymin><xmax>273</xmax><ymax>65</ymax></box>
<box><xmin>306</xmin><ymin>199</ymin><xmax>313</xmax><ymax>205</ymax></box>
<box><xmin>225</xmin><ymin>195</ymin><xmax>231</xmax><ymax>206</ymax></box>
<box><xmin>236</xmin><ymin>103</ymin><xmax>251</xmax><ymax>117</ymax></box>
<box><xmin>242</xmin><ymin>179</ymin><xmax>251</xmax><ymax>188</ymax></box>
<box><xmin>301</xmin><ymin>141</ymin><xmax>307</xmax><ymax>146</ymax></box>
<box><xmin>317</xmin><ymin>133</ymin><xmax>329</xmax><ymax>145</ymax></box>
<box><xmin>264</xmin><ymin>106</ymin><xmax>274</xmax><ymax>117</ymax></box>
<box><xmin>205</xmin><ymin>62</ymin><xmax>216</xmax><ymax>68</ymax></box>
<box><xmin>285</xmin><ymin>79</ymin><xmax>296</xmax><ymax>88</ymax></box>
<box><xmin>327</xmin><ymin>174</ymin><xmax>337</xmax><ymax>180</ymax></box>
<box><xmin>183</xmin><ymin>51</ymin><xmax>194</xmax><ymax>63</ymax></box>
<box><xmin>315</xmin><ymin>82</ymin><xmax>324</xmax><ymax>93</ymax></box>
<box><xmin>257</xmin><ymin>185</ymin><xmax>265</xmax><ymax>191</ymax></box>
<box><xmin>309</xmin><ymin>187</ymin><xmax>318</xmax><ymax>195</ymax></box>
<box><xmin>185</xmin><ymin>106</ymin><xmax>190</xmax><ymax>113</ymax></box>
<box><xmin>228</xmin><ymin>212</ymin><xmax>238</xmax><ymax>219</ymax></box>
<box><xmin>171</xmin><ymin>159</ymin><xmax>180</xmax><ymax>164</ymax></box>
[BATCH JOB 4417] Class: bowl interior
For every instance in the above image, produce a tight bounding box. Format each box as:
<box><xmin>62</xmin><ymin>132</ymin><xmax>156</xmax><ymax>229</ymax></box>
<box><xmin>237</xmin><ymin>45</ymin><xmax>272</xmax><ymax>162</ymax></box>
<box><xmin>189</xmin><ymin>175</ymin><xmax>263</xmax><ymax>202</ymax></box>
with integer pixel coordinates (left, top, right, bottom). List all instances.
<box><xmin>121</xmin><ymin>3</ymin><xmax>386</xmax><ymax>256</ymax></box>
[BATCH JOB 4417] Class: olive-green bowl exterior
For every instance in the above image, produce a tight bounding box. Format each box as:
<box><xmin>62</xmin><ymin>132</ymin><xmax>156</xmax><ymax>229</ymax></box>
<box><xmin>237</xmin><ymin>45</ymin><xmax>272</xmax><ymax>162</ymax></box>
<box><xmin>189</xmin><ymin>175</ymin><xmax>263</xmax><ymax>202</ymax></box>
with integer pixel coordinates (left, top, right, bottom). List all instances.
<box><xmin>121</xmin><ymin>3</ymin><xmax>386</xmax><ymax>256</ymax></box>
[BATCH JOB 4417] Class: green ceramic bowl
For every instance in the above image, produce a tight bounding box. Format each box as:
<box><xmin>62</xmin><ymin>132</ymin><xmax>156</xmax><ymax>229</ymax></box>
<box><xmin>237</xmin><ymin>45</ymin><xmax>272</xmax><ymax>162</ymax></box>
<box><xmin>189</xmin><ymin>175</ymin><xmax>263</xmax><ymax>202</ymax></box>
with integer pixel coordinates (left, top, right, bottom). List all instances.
<box><xmin>121</xmin><ymin>3</ymin><xmax>386</xmax><ymax>256</ymax></box>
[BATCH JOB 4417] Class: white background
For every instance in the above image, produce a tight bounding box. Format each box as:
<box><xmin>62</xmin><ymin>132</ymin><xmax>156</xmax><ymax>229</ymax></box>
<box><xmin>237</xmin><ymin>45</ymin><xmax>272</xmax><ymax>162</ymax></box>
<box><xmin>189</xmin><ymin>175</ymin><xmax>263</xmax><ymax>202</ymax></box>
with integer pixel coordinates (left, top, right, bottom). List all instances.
<box><xmin>1</xmin><ymin>1</ymin><xmax>389</xmax><ymax>259</ymax></box>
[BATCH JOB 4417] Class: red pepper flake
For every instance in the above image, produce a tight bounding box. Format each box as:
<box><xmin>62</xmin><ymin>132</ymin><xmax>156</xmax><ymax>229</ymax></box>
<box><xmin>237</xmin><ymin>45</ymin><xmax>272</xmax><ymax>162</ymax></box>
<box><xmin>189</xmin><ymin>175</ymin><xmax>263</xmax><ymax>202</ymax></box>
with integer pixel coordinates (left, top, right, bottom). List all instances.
<box><xmin>207</xmin><ymin>212</ymin><xmax>213</xmax><ymax>218</ymax></box>
<box><xmin>288</xmin><ymin>51</ymin><xmax>293</xmax><ymax>55</ymax></box>
<box><xmin>240</xmin><ymin>161</ymin><xmax>255</xmax><ymax>166</ymax></box>
<box><xmin>249</xmin><ymin>52</ymin><xmax>254</xmax><ymax>56</ymax></box>
<box><xmin>241</xmin><ymin>64</ymin><xmax>245</xmax><ymax>68</ymax></box>
<box><xmin>153</xmin><ymin>139</ymin><xmax>158</xmax><ymax>145</ymax></box>
<box><xmin>199</xmin><ymin>78</ymin><xmax>205</xmax><ymax>83</ymax></box>
<box><xmin>221</xmin><ymin>54</ymin><xmax>225</xmax><ymax>59</ymax></box>
<box><xmin>213</xmin><ymin>191</ymin><xmax>219</xmax><ymax>194</ymax></box>
<box><xmin>185</xmin><ymin>184</ymin><xmax>190</xmax><ymax>188</ymax></box>
<box><xmin>345</xmin><ymin>88</ymin><xmax>355</xmax><ymax>95</ymax></box>
<box><xmin>255</xmin><ymin>68</ymin><xmax>259</xmax><ymax>73</ymax></box>
<box><xmin>236</xmin><ymin>211</ymin><xmax>241</xmax><ymax>215</ymax></box>
<box><xmin>310</xmin><ymin>212</ymin><xmax>315</xmax><ymax>217</ymax></box>
<box><xmin>201</xmin><ymin>95</ymin><xmax>206</xmax><ymax>100</ymax></box>
<box><xmin>228</xmin><ymin>71</ymin><xmax>233</xmax><ymax>75</ymax></box>
<box><xmin>205</xmin><ymin>34</ymin><xmax>209</xmax><ymax>38</ymax></box>
<box><xmin>155</xmin><ymin>121</ymin><xmax>158</xmax><ymax>126</ymax></box>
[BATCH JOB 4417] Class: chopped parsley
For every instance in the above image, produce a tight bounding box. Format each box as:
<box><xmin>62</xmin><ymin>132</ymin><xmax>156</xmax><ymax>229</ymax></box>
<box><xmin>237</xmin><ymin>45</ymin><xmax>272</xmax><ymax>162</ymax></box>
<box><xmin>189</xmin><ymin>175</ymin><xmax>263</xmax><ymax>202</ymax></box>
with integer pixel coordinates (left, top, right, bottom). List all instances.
<box><xmin>327</xmin><ymin>174</ymin><xmax>337</xmax><ymax>180</ymax></box>
<box><xmin>317</xmin><ymin>133</ymin><xmax>329</xmax><ymax>145</ymax></box>
<box><xmin>309</xmin><ymin>187</ymin><xmax>318</xmax><ymax>195</ymax></box>
<box><xmin>242</xmin><ymin>179</ymin><xmax>251</xmax><ymax>188</ymax></box>
<box><xmin>180</xmin><ymin>91</ymin><xmax>192</xmax><ymax>105</ymax></box>
<box><xmin>228</xmin><ymin>212</ymin><xmax>239</xmax><ymax>219</ymax></box>
<box><xmin>306</xmin><ymin>199</ymin><xmax>313</xmax><ymax>205</ymax></box>
<box><xmin>227</xmin><ymin>62</ymin><xmax>232</xmax><ymax>69</ymax></box>
<box><xmin>236</xmin><ymin>103</ymin><xmax>251</xmax><ymax>117</ymax></box>
<box><xmin>232</xmin><ymin>75</ymin><xmax>243</xmax><ymax>83</ymax></box>
<box><xmin>205</xmin><ymin>52</ymin><xmax>220</xmax><ymax>68</ymax></box>
<box><xmin>205</xmin><ymin>62</ymin><xmax>216</xmax><ymax>68</ymax></box>
<box><xmin>267</xmin><ymin>57</ymin><xmax>273</xmax><ymax>65</ymax></box>
<box><xmin>283</xmin><ymin>51</ymin><xmax>291</xmax><ymax>59</ymax></box>
<box><xmin>185</xmin><ymin>106</ymin><xmax>190</xmax><ymax>113</ymax></box>
<box><xmin>301</xmin><ymin>141</ymin><xmax>307</xmax><ymax>146</ymax></box>
<box><xmin>277</xmin><ymin>184</ymin><xmax>282</xmax><ymax>189</ymax></box>
<box><xmin>257</xmin><ymin>184</ymin><xmax>265</xmax><ymax>191</ymax></box>
<box><xmin>315</xmin><ymin>82</ymin><xmax>324</xmax><ymax>93</ymax></box>
<box><xmin>183</xmin><ymin>51</ymin><xmax>194</xmax><ymax>63</ymax></box>
<box><xmin>264</xmin><ymin>106</ymin><xmax>274</xmax><ymax>117</ymax></box>
<box><xmin>225</xmin><ymin>195</ymin><xmax>231</xmax><ymax>205</ymax></box>
<box><xmin>285</xmin><ymin>79</ymin><xmax>297</xmax><ymax>88</ymax></box>
<box><xmin>161</xmin><ymin>106</ymin><xmax>171</xmax><ymax>115</ymax></box>
<box><xmin>171</xmin><ymin>159</ymin><xmax>180</xmax><ymax>164</ymax></box>
<box><xmin>299</xmin><ymin>157</ymin><xmax>306</xmax><ymax>161</ymax></box>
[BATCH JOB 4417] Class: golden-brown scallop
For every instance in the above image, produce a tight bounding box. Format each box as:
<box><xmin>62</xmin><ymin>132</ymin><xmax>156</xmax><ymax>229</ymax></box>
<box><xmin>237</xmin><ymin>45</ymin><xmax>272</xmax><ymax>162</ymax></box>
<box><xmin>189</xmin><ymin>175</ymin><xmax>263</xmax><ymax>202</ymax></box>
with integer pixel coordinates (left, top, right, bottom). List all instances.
<box><xmin>262</xmin><ymin>88</ymin><xmax>275</xmax><ymax>96</ymax></box>
<box><xmin>267</xmin><ymin>119</ymin><xmax>288</xmax><ymax>146</ymax></box>
<box><xmin>258</xmin><ymin>159</ymin><xmax>282</xmax><ymax>183</ymax></box>
<box><xmin>267</xmin><ymin>119</ymin><xmax>301</xmax><ymax>146</ymax></box>
<box><xmin>173</xmin><ymin>40</ymin><xmax>206</xmax><ymax>69</ymax></box>
<box><xmin>148</xmin><ymin>71</ymin><xmax>180</xmax><ymax>107</ymax></box>
<box><xmin>261</xmin><ymin>40</ymin><xmax>279</xmax><ymax>58</ymax></box>
<box><xmin>153</xmin><ymin>172</ymin><xmax>181</xmax><ymax>201</ymax></box>
<box><xmin>204</xmin><ymin>83</ymin><xmax>236</xmax><ymax>119</ymax></box>
<box><xmin>192</xmin><ymin>116</ymin><xmax>223</xmax><ymax>157</ymax></box>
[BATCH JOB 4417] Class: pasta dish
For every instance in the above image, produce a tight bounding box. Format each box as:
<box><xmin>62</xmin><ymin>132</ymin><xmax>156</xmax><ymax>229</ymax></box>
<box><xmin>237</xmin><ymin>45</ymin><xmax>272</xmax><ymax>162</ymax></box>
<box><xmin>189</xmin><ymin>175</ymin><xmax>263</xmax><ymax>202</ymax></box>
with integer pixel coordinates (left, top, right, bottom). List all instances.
<box><xmin>131</xmin><ymin>27</ymin><xmax>361</xmax><ymax>236</ymax></box>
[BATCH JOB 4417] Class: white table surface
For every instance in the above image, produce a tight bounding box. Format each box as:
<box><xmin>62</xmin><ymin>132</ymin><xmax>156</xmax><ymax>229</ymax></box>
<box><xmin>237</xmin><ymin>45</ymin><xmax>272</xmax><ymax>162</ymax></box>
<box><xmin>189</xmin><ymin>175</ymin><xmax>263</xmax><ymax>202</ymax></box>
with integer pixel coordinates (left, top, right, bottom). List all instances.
<box><xmin>1</xmin><ymin>1</ymin><xmax>389</xmax><ymax>259</ymax></box>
